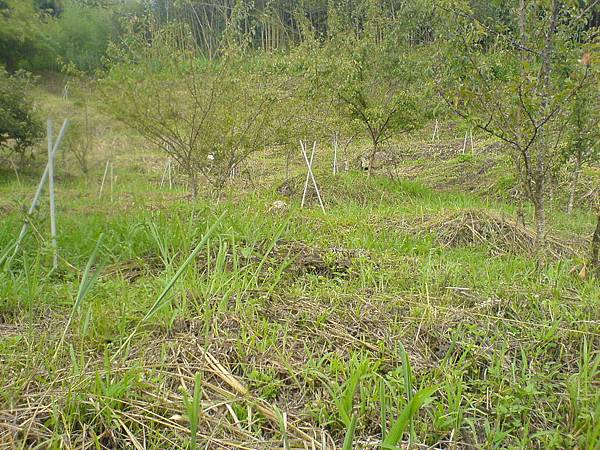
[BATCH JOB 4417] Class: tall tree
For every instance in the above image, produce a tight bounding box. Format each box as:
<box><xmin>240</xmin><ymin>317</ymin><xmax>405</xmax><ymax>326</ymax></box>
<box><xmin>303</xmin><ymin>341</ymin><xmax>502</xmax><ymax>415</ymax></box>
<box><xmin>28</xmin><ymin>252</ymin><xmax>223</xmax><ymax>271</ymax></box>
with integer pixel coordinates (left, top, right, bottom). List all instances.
<box><xmin>440</xmin><ymin>0</ymin><xmax>594</xmax><ymax>247</ymax></box>
<box><xmin>0</xmin><ymin>0</ymin><xmax>53</xmax><ymax>71</ymax></box>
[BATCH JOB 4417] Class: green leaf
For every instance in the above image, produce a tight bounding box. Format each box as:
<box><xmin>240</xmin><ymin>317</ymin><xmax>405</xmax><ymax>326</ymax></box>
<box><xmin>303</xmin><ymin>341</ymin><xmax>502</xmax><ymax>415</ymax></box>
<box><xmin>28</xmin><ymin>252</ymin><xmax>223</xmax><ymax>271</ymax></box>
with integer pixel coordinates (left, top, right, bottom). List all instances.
<box><xmin>342</xmin><ymin>414</ymin><xmax>358</xmax><ymax>450</ymax></box>
<box><xmin>382</xmin><ymin>385</ymin><xmax>439</xmax><ymax>448</ymax></box>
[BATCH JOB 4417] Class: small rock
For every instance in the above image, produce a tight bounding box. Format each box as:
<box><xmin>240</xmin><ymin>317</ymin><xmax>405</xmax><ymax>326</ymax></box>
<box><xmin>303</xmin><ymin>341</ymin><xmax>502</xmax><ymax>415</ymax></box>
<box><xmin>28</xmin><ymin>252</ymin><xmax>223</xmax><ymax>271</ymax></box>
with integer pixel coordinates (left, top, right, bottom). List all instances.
<box><xmin>269</xmin><ymin>200</ymin><xmax>288</xmax><ymax>213</ymax></box>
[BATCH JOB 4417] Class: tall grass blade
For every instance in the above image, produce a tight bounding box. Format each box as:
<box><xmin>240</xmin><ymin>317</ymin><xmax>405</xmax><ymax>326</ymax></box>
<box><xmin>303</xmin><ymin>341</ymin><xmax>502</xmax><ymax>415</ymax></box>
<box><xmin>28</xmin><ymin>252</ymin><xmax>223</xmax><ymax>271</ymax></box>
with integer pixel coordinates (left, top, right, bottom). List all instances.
<box><xmin>115</xmin><ymin>211</ymin><xmax>226</xmax><ymax>358</ymax></box>
<box><xmin>184</xmin><ymin>372</ymin><xmax>202</xmax><ymax>450</ymax></box>
<box><xmin>142</xmin><ymin>212</ymin><xmax>225</xmax><ymax>322</ymax></box>
<box><xmin>0</xmin><ymin>239</ymin><xmax>17</xmax><ymax>270</ymax></box>
<box><xmin>382</xmin><ymin>385</ymin><xmax>439</xmax><ymax>449</ymax></box>
<box><xmin>342</xmin><ymin>414</ymin><xmax>357</xmax><ymax>450</ymax></box>
<box><xmin>380</xmin><ymin>378</ymin><xmax>388</xmax><ymax>442</ymax></box>
<box><xmin>274</xmin><ymin>407</ymin><xmax>290</xmax><ymax>450</ymax></box>
<box><xmin>53</xmin><ymin>233</ymin><xmax>104</xmax><ymax>361</ymax></box>
<box><xmin>400</xmin><ymin>343</ymin><xmax>415</xmax><ymax>446</ymax></box>
<box><xmin>335</xmin><ymin>360</ymin><xmax>367</xmax><ymax>426</ymax></box>
<box><xmin>250</xmin><ymin>217</ymin><xmax>289</xmax><ymax>288</ymax></box>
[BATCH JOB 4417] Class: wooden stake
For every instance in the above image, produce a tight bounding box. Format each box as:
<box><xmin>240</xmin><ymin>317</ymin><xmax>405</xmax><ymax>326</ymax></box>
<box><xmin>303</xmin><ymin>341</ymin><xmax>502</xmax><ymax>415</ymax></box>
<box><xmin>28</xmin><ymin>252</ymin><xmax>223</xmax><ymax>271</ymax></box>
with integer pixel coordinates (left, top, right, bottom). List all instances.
<box><xmin>462</xmin><ymin>131</ymin><xmax>468</xmax><ymax>154</ymax></box>
<box><xmin>47</xmin><ymin>120</ymin><xmax>58</xmax><ymax>271</ymax></box>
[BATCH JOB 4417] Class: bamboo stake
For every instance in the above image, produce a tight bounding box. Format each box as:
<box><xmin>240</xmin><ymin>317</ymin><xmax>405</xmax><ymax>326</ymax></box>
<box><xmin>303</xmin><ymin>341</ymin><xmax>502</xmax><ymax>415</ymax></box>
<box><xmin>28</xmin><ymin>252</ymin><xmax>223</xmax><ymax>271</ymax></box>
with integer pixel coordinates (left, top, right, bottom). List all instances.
<box><xmin>8</xmin><ymin>119</ymin><xmax>68</xmax><ymax>265</ymax></box>
<box><xmin>300</xmin><ymin>141</ymin><xmax>325</xmax><ymax>213</ymax></box>
<box><xmin>99</xmin><ymin>161</ymin><xmax>109</xmax><ymax>198</ymax></box>
<box><xmin>47</xmin><ymin>120</ymin><xmax>58</xmax><ymax>271</ymax></box>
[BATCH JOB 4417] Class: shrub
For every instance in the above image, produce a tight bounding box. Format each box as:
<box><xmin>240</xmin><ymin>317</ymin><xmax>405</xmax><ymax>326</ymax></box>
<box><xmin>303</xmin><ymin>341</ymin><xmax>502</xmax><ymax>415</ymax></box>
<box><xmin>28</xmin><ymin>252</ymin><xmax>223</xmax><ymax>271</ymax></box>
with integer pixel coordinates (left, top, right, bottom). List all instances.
<box><xmin>0</xmin><ymin>67</ymin><xmax>43</xmax><ymax>164</ymax></box>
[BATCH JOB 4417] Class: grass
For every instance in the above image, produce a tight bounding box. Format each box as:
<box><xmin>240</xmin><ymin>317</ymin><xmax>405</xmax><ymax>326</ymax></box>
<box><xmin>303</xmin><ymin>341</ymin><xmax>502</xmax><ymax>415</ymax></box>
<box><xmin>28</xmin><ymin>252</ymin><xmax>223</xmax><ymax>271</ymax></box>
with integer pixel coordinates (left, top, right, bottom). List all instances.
<box><xmin>0</xmin><ymin>83</ymin><xmax>599</xmax><ymax>449</ymax></box>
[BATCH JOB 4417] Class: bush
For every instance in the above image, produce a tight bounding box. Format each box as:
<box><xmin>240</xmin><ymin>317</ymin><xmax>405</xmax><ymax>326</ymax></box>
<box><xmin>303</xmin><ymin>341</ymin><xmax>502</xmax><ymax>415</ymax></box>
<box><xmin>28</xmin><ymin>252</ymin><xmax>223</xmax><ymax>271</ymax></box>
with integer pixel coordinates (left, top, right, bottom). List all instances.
<box><xmin>101</xmin><ymin>23</ymin><xmax>289</xmax><ymax>197</ymax></box>
<box><xmin>0</xmin><ymin>67</ymin><xmax>43</xmax><ymax>163</ymax></box>
<box><xmin>0</xmin><ymin>0</ymin><xmax>57</xmax><ymax>72</ymax></box>
<box><xmin>49</xmin><ymin>2</ymin><xmax>118</xmax><ymax>73</ymax></box>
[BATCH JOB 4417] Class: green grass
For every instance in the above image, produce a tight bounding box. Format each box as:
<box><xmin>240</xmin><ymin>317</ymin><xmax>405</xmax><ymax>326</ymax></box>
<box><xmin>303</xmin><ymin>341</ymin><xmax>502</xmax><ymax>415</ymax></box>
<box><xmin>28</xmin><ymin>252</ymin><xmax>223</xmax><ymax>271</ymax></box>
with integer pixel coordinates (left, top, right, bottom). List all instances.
<box><xmin>0</xmin><ymin>86</ymin><xmax>599</xmax><ymax>449</ymax></box>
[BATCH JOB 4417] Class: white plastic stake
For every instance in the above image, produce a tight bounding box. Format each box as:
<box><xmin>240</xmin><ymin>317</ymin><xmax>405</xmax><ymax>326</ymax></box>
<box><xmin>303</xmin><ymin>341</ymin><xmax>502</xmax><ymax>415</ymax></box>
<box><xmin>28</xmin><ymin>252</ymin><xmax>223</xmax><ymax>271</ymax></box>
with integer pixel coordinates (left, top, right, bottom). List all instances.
<box><xmin>160</xmin><ymin>161</ymin><xmax>168</xmax><ymax>188</ymax></box>
<box><xmin>470</xmin><ymin>129</ymin><xmax>475</xmax><ymax>154</ymax></box>
<box><xmin>47</xmin><ymin>120</ymin><xmax>58</xmax><ymax>270</ymax></box>
<box><xmin>431</xmin><ymin>119</ymin><xmax>439</xmax><ymax>142</ymax></box>
<box><xmin>300</xmin><ymin>140</ymin><xmax>316</xmax><ymax>208</ymax></box>
<box><xmin>333</xmin><ymin>132</ymin><xmax>338</xmax><ymax>175</ymax></box>
<box><xmin>300</xmin><ymin>141</ymin><xmax>325</xmax><ymax>213</ymax></box>
<box><xmin>110</xmin><ymin>163</ymin><xmax>114</xmax><ymax>202</ymax></box>
<box><xmin>10</xmin><ymin>119</ymin><xmax>68</xmax><ymax>263</ymax></box>
<box><xmin>99</xmin><ymin>161</ymin><xmax>109</xmax><ymax>198</ymax></box>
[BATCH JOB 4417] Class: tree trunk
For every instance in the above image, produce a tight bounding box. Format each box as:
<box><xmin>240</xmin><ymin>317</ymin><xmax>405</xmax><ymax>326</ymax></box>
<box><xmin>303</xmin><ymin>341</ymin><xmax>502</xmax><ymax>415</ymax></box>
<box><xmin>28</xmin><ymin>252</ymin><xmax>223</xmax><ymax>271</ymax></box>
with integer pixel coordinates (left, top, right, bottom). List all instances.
<box><xmin>567</xmin><ymin>153</ymin><xmax>582</xmax><ymax>215</ymax></box>
<box><xmin>517</xmin><ymin>199</ymin><xmax>525</xmax><ymax>227</ymax></box>
<box><xmin>516</xmin><ymin>180</ymin><xmax>526</xmax><ymax>226</ymax></box>
<box><xmin>4</xmin><ymin>54</ymin><xmax>16</xmax><ymax>73</ymax></box>
<box><xmin>533</xmin><ymin>189</ymin><xmax>546</xmax><ymax>249</ymax></box>
<box><xmin>189</xmin><ymin>170</ymin><xmax>199</xmax><ymax>199</ymax></box>
<box><xmin>531</xmin><ymin>0</ymin><xmax>558</xmax><ymax>252</ymax></box>
<box><xmin>368</xmin><ymin>140</ymin><xmax>378</xmax><ymax>178</ymax></box>
<box><xmin>591</xmin><ymin>213</ymin><xmax>600</xmax><ymax>270</ymax></box>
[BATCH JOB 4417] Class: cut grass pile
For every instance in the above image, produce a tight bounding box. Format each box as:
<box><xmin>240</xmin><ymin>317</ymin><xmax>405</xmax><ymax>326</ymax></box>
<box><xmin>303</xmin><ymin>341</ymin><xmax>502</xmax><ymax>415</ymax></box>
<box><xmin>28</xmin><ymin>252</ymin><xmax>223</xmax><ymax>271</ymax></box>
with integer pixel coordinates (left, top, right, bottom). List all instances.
<box><xmin>420</xmin><ymin>208</ymin><xmax>578</xmax><ymax>258</ymax></box>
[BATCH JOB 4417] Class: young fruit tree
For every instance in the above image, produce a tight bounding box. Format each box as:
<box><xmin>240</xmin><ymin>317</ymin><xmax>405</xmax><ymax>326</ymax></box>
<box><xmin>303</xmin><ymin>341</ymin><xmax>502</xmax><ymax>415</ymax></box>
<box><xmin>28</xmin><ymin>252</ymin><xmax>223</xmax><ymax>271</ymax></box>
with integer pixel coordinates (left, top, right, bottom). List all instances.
<box><xmin>319</xmin><ymin>4</ymin><xmax>427</xmax><ymax>175</ymax></box>
<box><xmin>440</xmin><ymin>0</ymin><xmax>594</xmax><ymax>248</ymax></box>
<box><xmin>280</xmin><ymin>28</ymin><xmax>359</xmax><ymax>176</ymax></box>
<box><xmin>100</xmin><ymin>21</ymin><xmax>285</xmax><ymax>198</ymax></box>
